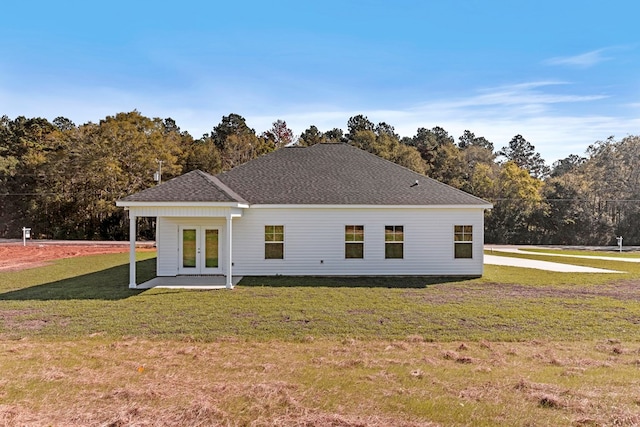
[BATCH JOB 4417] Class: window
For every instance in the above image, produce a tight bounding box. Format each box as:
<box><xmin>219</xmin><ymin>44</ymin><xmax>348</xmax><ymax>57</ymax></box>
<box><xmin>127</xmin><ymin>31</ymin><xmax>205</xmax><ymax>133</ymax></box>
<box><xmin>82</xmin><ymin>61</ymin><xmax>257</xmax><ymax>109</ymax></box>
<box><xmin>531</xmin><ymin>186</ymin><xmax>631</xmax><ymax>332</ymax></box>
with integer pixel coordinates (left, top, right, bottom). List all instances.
<box><xmin>265</xmin><ymin>225</ymin><xmax>284</xmax><ymax>259</ymax></box>
<box><xmin>454</xmin><ymin>225</ymin><xmax>473</xmax><ymax>258</ymax></box>
<box><xmin>345</xmin><ymin>225</ymin><xmax>364</xmax><ymax>259</ymax></box>
<box><xmin>385</xmin><ymin>225</ymin><xmax>404</xmax><ymax>259</ymax></box>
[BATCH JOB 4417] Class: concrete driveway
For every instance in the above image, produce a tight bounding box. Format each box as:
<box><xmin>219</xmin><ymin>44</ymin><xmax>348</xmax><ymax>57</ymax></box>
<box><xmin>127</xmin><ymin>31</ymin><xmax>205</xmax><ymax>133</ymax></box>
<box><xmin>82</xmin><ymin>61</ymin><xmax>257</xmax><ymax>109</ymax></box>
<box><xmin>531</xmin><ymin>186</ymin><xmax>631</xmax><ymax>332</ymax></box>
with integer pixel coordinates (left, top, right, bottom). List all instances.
<box><xmin>484</xmin><ymin>254</ymin><xmax>622</xmax><ymax>273</ymax></box>
<box><xmin>484</xmin><ymin>246</ymin><xmax>629</xmax><ymax>273</ymax></box>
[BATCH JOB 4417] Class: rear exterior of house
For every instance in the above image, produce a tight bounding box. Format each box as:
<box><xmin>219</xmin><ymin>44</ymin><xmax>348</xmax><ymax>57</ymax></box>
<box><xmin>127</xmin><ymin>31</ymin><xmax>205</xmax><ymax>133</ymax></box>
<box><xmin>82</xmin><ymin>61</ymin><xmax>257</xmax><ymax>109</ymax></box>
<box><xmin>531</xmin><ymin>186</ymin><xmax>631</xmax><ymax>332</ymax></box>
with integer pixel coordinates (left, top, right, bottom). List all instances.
<box><xmin>156</xmin><ymin>206</ymin><xmax>485</xmax><ymax>277</ymax></box>
<box><xmin>117</xmin><ymin>143</ymin><xmax>492</xmax><ymax>288</ymax></box>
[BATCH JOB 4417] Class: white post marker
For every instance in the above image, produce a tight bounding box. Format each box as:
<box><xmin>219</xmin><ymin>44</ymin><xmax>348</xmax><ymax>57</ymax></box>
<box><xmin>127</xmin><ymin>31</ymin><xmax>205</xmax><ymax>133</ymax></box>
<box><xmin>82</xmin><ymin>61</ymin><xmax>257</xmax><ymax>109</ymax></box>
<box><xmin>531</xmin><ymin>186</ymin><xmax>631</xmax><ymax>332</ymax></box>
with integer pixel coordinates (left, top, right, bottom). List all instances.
<box><xmin>617</xmin><ymin>236</ymin><xmax>623</xmax><ymax>253</ymax></box>
<box><xmin>22</xmin><ymin>227</ymin><xmax>31</xmax><ymax>246</ymax></box>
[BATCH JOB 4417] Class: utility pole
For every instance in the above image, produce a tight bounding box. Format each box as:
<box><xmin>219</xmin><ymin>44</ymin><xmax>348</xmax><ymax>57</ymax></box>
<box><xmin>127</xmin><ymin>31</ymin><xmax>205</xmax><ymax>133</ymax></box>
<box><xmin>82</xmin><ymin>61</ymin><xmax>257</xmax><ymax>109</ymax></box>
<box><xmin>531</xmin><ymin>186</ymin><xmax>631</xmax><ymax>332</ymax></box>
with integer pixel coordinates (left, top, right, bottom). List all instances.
<box><xmin>154</xmin><ymin>159</ymin><xmax>163</xmax><ymax>185</ymax></box>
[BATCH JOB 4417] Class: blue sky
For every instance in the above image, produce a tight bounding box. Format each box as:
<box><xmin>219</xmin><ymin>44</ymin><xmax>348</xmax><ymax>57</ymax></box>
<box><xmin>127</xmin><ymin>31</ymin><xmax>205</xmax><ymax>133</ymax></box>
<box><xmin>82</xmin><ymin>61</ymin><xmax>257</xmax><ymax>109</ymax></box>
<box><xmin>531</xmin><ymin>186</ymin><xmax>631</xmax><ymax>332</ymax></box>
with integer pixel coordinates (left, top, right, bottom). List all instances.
<box><xmin>1</xmin><ymin>1</ymin><xmax>639</xmax><ymax>163</ymax></box>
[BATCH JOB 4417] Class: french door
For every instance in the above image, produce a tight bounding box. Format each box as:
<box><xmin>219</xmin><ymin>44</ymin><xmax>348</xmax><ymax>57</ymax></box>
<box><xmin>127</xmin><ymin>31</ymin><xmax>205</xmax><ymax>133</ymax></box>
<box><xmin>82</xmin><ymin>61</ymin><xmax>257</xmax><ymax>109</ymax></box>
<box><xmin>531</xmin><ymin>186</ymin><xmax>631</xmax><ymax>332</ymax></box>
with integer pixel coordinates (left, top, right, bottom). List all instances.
<box><xmin>179</xmin><ymin>226</ymin><xmax>221</xmax><ymax>274</ymax></box>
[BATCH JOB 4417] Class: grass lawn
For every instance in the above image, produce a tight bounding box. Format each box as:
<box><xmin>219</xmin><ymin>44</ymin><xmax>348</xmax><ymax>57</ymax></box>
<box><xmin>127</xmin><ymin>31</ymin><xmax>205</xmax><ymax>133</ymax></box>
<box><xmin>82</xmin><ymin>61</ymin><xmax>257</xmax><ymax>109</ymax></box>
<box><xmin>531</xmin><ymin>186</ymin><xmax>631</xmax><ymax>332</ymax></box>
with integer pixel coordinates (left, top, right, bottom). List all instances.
<box><xmin>1</xmin><ymin>250</ymin><xmax>640</xmax><ymax>425</ymax></box>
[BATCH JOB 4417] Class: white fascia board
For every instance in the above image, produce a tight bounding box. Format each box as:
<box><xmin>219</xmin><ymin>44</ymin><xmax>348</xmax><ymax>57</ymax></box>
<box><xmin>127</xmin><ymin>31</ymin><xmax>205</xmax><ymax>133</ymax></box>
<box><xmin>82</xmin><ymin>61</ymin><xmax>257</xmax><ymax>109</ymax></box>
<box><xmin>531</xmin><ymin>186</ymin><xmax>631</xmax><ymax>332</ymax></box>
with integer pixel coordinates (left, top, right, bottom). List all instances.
<box><xmin>116</xmin><ymin>200</ymin><xmax>249</xmax><ymax>208</ymax></box>
<box><xmin>248</xmin><ymin>204</ymin><xmax>493</xmax><ymax>210</ymax></box>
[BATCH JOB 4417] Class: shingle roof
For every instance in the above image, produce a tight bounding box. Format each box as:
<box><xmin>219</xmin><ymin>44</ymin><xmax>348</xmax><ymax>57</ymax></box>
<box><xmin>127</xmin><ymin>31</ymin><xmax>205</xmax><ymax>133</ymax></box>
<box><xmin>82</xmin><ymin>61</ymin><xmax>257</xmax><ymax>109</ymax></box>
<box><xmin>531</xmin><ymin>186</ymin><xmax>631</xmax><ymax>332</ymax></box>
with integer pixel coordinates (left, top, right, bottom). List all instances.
<box><xmin>120</xmin><ymin>144</ymin><xmax>490</xmax><ymax>206</ymax></box>
<box><xmin>120</xmin><ymin>170</ymin><xmax>247</xmax><ymax>203</ymax></box>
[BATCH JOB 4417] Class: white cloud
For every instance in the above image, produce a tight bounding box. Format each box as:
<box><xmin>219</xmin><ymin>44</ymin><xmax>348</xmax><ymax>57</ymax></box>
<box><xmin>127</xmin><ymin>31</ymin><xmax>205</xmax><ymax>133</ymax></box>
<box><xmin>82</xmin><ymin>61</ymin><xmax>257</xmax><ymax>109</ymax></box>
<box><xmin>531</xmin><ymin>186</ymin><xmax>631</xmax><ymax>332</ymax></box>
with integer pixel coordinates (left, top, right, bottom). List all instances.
<box><xmin>0</xmin><ymin>78</ymin><xmax>633</xmax><ymax>166</ymax></box>
<box><xmin>273</xmin><ymin>108</ymin><xmax>635</xmax><ymax>164</ymax></box>
<box><xmin>246</xmin><ymin>82</ymin><xmax>629</xmax><ymax>164</ymax></box>
<box><xmin>439</xmin><ymin>81</ymin><xmax>607</xmax><ymax>108</ymax></box>
<box><xmin>545</xmin><ymin>49</ymin><xmax>612</xmax><ymax>68</ymax></box>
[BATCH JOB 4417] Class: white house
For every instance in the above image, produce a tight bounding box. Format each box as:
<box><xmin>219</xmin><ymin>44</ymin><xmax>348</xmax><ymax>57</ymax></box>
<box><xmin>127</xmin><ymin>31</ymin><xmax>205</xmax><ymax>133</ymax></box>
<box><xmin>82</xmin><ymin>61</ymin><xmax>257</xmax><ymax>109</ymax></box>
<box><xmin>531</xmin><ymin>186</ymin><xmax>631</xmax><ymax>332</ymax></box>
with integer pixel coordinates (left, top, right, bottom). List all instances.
<box><xmin>116</xmin><ymin>143</ymin><xmax>492</xmax><ymax>288</ymax></box>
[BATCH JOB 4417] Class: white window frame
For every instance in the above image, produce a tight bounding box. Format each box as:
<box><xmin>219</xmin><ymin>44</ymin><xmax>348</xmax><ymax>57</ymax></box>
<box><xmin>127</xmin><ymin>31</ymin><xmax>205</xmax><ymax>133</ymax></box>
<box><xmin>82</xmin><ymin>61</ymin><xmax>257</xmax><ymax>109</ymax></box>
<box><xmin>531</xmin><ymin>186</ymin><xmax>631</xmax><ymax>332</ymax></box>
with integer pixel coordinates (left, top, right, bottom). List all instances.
<box><xmin>345</xmin><ymin>225</ymin><xmax>364</xmax><ymax>259</ymax></box>
<box><xmin>384</xmin><ymin>225</ymin><xmax>404</xmax><ymax>259</ymax></box>
<box><xmin>265</xmin><ymin>225</ymin><xmax>284</xmax><ymax>260</ymax></box>
<box><xmin>454</xmin><ymin>225</ymin><xmax>473</xmax><ymax>259</ymax></box>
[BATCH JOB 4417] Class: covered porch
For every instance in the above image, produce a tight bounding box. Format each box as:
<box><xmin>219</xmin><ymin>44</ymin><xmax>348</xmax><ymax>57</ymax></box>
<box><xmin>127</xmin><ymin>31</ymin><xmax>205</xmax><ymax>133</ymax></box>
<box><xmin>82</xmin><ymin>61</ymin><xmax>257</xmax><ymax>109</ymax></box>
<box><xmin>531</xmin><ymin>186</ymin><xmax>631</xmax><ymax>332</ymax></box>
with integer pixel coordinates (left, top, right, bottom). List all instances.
<box><xmin>118</xmin><ymin>204</ymin><xmax>246</xmax><ymax>290</ymax></box>
<box><xmin>115</xmin><ymin>170</ymin><xmax>250</xmax><ymax>290</ymax></box>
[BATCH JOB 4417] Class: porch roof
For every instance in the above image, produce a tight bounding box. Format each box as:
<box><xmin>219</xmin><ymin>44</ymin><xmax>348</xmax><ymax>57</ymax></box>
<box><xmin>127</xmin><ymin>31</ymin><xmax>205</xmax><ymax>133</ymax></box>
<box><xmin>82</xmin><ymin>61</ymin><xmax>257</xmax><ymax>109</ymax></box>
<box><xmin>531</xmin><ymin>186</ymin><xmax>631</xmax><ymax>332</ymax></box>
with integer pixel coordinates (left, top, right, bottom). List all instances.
<box><xmin>119</xmin><ymin>170</ymin><xmax>248</xmax><ymax>204</ymax></box>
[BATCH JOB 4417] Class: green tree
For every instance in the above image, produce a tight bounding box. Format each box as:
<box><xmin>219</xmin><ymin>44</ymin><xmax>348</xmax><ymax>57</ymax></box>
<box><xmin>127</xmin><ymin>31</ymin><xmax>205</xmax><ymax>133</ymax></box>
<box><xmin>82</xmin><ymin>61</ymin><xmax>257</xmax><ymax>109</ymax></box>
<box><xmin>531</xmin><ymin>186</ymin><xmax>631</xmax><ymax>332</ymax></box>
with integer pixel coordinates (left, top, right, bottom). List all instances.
<box><xmin>550</xmin><ymin>154</ymin><xmax>586</xmax><ymax>177</ymax></box>
<box><xmin>406</xmin><ymin>127</ymin><xmax>449</xmax><ymax>169</ymax></box>
<box><xmin>458</xmin><ymin>130</ymin><xmax>494</xmax><ymax>151</ymax></box>
<box><xmin>261</xmin><ymin>119</ymin><xmax>294</xmax><ymax>148</ymax></box>
<box><xmin>346</xmin><ymin>115</ymin><xmax>375</xmax><ymax>140</ymax></box>
<box><xmin>52</xmin><ymin>116</ymin><xmax>76</xmax><ymax>132</ymax></box>
<box><xmin>34</xmin><ymin>111</ymin><xmax>186</xmax><ymax>239</ymax></box>
<box><xmin>467</xmin><ymin>162</ymin><xmax>499</xmax><ymax>200</ymax></box>
<box><xmin>298</xmin><ymin>125</ymin><xmax>324</xmax><ymax>146</ymax></box>
<box><xmin>457</xmin><ymin>131</ymin><xmax>497</xmax><ymax>195</ymax></box>
<box><xmin>0</xmin><ymin>116</ymin><xmax>58</xmax><ymax>237</ymax></box>
<box><xmin>404</xmin><ymin>126</ymin><xmax>464</xmax><ymax>186</ymax></box>
<box><xmin>349</xmin><ymin>129</ymin><xmax>378</xmax><ymax>154</ymax></box>
<box><xmin>498</xmin><ymin>134</ymin><xmax>549</xmax><ymax>179</ymax></box>
<box><xmin>389</xmin><ymin>142</ymin><xmax>426</xmax><ymax>174</ymax></box>
<box><xmin>580</xmin><ymin>135</ymin><xmax>640</xmax><ymax>244</ymax></box>
<box><xmin>349</xmin><ymin>125</ymin><xmax>426</xmax><ymax>175</ymax></box>
<box><xmin>183</xmin><ymin>136</ymin><xmax>222</xmax><ymax>174</ymax></box>
<box><xmin>485</xmin><ymin>161</ymin><xmax>547</xmax><ymax>243</ymax></box>
<box><xmin>375</xmin><ymin>122</ymin><xmax>398</xmax><ymax>139</ymax></box>
<box><xmin>542</xmin><ymin>172</ymin><xmax>600</xmax><ymax>244</ymax></box>
<box><xmin>324</xmin><ymin>128</ymin><xmax>344</xmax><ymax>143</ymax></box>
<box><xmin>211</xmin><ymin>114</ymin><xmax>274</xmax><ymax>170</ymax></box>
<box><xmin>211</xmin><ymin>113</ymin><xmax>256</xmax><ymax>150</ymax></box>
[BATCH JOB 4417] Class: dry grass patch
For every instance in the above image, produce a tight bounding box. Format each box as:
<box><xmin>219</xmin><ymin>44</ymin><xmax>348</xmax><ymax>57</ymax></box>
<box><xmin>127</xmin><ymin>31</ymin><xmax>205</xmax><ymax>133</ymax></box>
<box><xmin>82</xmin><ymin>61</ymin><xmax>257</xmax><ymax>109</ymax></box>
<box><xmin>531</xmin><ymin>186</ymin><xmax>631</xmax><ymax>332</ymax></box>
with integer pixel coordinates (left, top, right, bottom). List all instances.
<box><xmin>1</xmin><ymin>339</ymin><xmax>640</xmax><ymax>426</ymax></box>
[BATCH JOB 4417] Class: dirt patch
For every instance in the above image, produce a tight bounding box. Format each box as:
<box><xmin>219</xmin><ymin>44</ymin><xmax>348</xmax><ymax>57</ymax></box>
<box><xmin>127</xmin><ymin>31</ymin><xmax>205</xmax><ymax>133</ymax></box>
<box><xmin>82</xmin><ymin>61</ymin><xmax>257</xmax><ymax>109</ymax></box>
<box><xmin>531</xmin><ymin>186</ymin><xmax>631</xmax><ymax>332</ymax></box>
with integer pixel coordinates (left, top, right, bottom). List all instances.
<box><xmin>0</xmin><ymin>309</ymin><xmax>68</xmax><ymax>331</ymax></box>
<box><xmin>403</xmin><ymin>280</ymin><xmax>640</xmax><ymax>304</ymax></box>
<box><xmin>0</xmin><ymin>243</ymin><xmax>153</xmax><ymax>272</ymax></box>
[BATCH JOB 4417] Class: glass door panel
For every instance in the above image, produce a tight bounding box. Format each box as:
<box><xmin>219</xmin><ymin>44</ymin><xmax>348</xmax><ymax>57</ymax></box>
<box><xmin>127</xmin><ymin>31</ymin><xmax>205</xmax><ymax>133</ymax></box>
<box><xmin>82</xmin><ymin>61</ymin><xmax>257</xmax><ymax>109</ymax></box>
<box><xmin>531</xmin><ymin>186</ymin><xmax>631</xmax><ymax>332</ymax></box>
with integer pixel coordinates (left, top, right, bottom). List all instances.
<box><xmin>182</xmin><ymin>228</ymin><xmax>197</xmax><ymax>269</ymax></box>
<box><xmin>205</xmin><ymin>229</ymin><xmax>219</xmax><ymax>268</ymax></box>
<box><xmin>179</xmin><ymin>226</ymin><xmax>221</xmax><ymax>274</ymax></box>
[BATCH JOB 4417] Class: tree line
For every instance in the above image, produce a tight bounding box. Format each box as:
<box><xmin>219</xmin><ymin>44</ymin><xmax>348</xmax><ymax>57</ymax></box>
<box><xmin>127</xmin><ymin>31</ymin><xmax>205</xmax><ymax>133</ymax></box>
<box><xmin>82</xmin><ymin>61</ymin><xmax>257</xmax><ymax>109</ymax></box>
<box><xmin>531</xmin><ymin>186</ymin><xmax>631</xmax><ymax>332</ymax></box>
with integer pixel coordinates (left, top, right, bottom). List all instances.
<box><xmin>1</xmin><ymin>111</ymin><xmax>638</xmax><ymax>245</ymax></box>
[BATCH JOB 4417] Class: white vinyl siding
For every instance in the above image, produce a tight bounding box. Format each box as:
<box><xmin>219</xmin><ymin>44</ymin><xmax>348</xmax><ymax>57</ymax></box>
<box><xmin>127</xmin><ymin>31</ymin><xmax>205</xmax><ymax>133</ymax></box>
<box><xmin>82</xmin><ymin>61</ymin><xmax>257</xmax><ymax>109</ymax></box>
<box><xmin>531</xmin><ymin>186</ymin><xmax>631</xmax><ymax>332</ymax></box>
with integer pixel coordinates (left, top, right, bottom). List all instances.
<box><xmin>230</xmin><ymin>207</ymin><xmax>485</xmax><ymax>276</ymax></box>
<box><xmin>153</xmin><ymin>207</ymin><xmax>485</xmax><ymax>277</ymax></box>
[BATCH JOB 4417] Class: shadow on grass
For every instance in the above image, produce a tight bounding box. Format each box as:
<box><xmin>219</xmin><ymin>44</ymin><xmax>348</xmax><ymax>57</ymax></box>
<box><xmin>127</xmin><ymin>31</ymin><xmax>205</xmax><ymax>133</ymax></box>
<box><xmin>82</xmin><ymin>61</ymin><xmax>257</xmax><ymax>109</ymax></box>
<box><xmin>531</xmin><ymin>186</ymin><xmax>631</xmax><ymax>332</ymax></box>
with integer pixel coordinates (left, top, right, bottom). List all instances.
<box><xmin>0</xmin><ymin>258</ymin><xmax>156</xmax><ymax>301</ymax></box>
<box><xmin>239</xmin><ymin>275</ymin><xmax>478</xmax><ymax>288</ymax></box>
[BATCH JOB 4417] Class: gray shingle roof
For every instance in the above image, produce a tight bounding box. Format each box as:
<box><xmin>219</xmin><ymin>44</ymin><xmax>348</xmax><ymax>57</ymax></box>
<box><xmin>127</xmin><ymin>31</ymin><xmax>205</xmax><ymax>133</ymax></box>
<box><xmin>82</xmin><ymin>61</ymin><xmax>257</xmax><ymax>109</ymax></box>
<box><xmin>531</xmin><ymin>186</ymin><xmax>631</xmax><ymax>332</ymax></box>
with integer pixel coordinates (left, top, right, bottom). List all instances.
<box><xmin>120</xmin><ymin>170</ymin><xmax>247</xmax><ymax>203</ymax></box>
<box><xmin>120</xmin><ymin>144</ymin><xmax>490</xmax><ymax>206</ymax></box>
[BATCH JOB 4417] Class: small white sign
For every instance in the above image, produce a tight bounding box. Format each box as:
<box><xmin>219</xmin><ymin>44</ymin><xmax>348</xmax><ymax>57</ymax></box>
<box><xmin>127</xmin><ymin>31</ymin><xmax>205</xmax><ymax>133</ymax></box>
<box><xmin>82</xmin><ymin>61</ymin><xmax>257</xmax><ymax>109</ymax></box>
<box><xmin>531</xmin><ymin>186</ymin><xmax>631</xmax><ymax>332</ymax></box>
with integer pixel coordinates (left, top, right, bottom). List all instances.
<box><xmin>22</xmin><ymin>227</ymin><xmax>31</xmax><ymax>246</ymax></box>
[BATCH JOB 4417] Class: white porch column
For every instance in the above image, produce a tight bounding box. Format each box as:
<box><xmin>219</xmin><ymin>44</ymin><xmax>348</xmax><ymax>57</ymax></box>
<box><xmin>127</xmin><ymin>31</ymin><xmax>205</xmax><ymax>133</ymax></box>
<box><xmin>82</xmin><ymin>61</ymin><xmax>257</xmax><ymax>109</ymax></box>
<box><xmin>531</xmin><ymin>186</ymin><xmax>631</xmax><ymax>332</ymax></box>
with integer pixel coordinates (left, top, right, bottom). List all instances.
<box><xmin>129</xmin><ymin>213</ymin><xmax>137</xmax><ymax>289</ymax></box>
<box><xmin>226</xmin><ymin>214</ymin><xmax>233</xmax><ymax>289</ymax></box>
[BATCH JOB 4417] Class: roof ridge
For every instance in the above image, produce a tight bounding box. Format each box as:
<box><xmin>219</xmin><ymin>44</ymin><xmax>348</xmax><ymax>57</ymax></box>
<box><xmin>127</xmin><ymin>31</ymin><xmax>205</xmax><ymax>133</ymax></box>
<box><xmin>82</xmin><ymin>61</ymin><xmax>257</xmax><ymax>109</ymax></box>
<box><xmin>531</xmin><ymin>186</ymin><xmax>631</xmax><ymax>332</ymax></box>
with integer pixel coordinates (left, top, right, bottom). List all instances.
<box><xmin>197</xmin><ymin>170</ymin><xmax>249</xmax><ymax>204</ymax></box>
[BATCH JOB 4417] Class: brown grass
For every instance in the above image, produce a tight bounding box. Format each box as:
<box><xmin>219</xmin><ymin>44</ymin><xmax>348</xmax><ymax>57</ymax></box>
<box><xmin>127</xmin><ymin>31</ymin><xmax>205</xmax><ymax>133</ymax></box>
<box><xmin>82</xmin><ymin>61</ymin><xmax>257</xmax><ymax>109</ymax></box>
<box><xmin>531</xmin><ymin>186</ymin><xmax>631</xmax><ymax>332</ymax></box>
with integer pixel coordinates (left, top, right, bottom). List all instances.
<box><xmin>2</xmin><ymin>339</ymin><xmax>640</xmax><ymax>426</ymax></box>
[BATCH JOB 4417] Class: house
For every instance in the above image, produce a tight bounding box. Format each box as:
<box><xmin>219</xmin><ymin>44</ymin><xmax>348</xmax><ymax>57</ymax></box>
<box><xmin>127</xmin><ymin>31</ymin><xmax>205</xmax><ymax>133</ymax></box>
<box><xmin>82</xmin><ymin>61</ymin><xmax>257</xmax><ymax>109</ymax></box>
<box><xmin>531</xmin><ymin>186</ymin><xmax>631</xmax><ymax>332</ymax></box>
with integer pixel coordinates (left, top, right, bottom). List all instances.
<box><xmin>116</xmin><ymin>143</ymin><xmax>492</xmax><ymax>288</ymax></box>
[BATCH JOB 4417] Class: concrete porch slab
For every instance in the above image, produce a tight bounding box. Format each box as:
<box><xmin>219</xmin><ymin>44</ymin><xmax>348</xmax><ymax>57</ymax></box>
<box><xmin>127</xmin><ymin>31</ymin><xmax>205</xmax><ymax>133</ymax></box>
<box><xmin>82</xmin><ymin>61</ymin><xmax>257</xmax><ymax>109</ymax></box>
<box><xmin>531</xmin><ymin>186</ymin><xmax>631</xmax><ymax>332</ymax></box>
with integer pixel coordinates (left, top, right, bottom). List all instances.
<box><xmin>137</xmin><ymin>276</ymin><xmax>243</xmax><ymax>290</ymax></box>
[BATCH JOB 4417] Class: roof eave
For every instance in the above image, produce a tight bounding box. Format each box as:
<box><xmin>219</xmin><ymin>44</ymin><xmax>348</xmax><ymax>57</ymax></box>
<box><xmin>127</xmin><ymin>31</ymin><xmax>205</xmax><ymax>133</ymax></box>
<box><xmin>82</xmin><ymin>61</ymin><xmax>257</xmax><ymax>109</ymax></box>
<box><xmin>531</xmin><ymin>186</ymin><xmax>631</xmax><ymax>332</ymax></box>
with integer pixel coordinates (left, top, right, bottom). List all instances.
<box><xmin>248</xmin><ymin>203</ymin><xmax>493</xmax><ymax>209</ymax></box>
<box><xmin>116</xmin><ymin>200</ymin><xmax>250</xmax><ymax>209</ymax></box>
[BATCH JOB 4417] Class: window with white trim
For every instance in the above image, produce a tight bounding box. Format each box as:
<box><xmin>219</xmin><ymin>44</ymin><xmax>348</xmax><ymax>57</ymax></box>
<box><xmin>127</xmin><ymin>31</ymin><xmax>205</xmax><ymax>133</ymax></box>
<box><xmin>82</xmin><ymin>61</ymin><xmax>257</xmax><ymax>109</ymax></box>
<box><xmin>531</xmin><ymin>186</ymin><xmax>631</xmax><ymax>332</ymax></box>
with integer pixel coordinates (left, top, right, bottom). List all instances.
<box><xmin>384</xmin><ymin>225</ymin><xmax>404</xmax><ymax>259</ymax></box>
<box><xmin>454</xmin><ymin>225</ymin><xmax>473</xmax><ymax>258</ymax></box>
<box><xmin>345</xmin><ymin>225</ymin><xmax>364</xmax><ymax>259</ymax></box>
<box><xmin>265</xmin><ymin>225</ymin><xmax>284</xmax><ymax>259</ymax></box>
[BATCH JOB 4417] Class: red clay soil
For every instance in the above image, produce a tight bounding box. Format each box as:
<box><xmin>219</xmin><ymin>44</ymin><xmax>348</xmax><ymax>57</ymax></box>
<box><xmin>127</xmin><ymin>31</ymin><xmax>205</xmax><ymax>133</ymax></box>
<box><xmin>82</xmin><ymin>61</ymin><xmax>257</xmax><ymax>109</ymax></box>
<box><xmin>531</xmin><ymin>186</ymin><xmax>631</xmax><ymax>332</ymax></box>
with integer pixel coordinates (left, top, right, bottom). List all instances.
<box><xmin>0</xmin><ymin>243</ymin><xmax>145</xmax><ymax>272</ymax></box>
